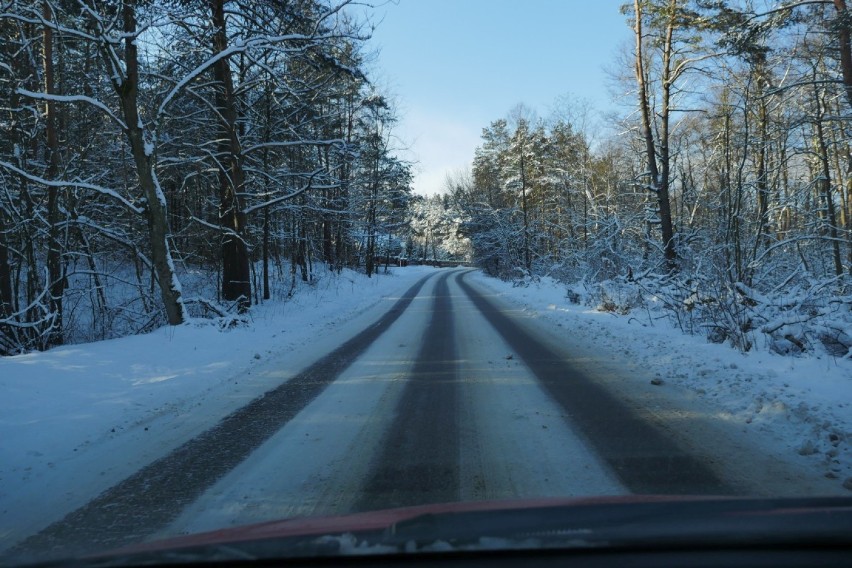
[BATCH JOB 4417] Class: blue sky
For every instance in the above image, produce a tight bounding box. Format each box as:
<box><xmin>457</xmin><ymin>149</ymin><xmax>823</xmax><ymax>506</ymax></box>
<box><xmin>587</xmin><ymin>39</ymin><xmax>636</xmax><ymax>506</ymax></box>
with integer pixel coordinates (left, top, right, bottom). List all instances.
<box><xmin>366</xmin><ymin>0</ymin><xmax>632</xmax><ymax>195</ymax></box>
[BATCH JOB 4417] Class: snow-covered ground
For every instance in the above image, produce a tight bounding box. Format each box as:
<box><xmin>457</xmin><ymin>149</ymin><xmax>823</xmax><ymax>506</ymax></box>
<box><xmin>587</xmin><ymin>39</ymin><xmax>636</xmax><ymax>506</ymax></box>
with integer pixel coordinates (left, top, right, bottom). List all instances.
<box><xmin>467</xmin><ymin>272</ymin><xmax>852</xmax><ymax>494</ymax></box>
<box><xmin>1</xmin><ymin>266</ymin><xmax>850</xmax><ymax>556</ymax></box>
<box><xmin>0</xmin><ymin>266</ymin><xmax>437</xmax><ymax>551</ymax></box>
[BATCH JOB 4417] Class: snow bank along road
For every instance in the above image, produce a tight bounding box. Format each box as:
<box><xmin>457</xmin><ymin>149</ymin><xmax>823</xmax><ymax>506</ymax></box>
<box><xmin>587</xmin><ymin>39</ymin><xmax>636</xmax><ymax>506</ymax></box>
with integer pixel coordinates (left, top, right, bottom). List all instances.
<box><xmin>8</xmin><ymin>269</ymin><xmax>844</xmax><ymax>560</ymax></box>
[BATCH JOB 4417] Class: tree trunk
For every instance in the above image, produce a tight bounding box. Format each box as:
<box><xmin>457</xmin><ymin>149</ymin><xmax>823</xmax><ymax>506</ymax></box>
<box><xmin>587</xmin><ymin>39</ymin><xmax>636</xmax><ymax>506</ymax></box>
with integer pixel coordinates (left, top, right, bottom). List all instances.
<box><xmin>211</xmin><ymin>0</ymin><xmax>251</xmax><ymax>310</ymax></box>
<box><xmin>755</xmin><ymin>92</ymin><xmax>770</xmax><ymax>250</ymax></box>
<box><xmin>520</xmin><ymin>153</ymin><xmax>531</xmax><ymax>272</ymax></box>
<box><xmin>114</xmin><ymin>0</ymin><xmax>186</xmax><ymax>325</ymax></box>
<box><xmin>262</xmin><ymin>206</ymin><xmax>270</xmax><ymax>300</ymax></box>
<box><xmin>814</xmin><ymin>88</ymin><xmax>844</xmax><ymax>276</ymax></box>
<box><xmin>657</xmin><ymin>0</ymin><xmax>677</xmax><ymax>268</ymax></box>
<box><xmin>0</xmin><ymin>210</ymin><xmax>13</xmax><ymax>321</ymax></box>
<box><xmin>43</xmin><ymin>1</ymin><xmax>65</xmax><ymax>345</ymax></box>
<box><xmin>831</xmin><ymin>1</ymin><xmax>852</xmax><ymax>272</ymax></box>
<box><xmin>298</xmin><ymin>215</ymin><xmax>308</xmax><ymax>282</ymax></box>
<box><xmin>834</xmin><ymin>0</ymin><xmax>852</xmax><ymax>110</ymax></box>
<box><xmin>633</xmin><ymin>0</ymin><xmax>677</xmax><ymax>269</ymax></box>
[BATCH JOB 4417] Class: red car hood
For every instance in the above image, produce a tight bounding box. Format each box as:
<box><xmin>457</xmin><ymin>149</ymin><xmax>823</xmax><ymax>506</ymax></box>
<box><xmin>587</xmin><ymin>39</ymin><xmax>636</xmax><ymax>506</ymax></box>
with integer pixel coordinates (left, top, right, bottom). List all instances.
<box><xmin>96</xmin><ymin>494</ymin><xmax>852</xmax><ymax>561</ymax></box>
<box><xmin>105</xmin><ymin>495</ymin><xmax>722</xmax><ymax>555</ymax></box>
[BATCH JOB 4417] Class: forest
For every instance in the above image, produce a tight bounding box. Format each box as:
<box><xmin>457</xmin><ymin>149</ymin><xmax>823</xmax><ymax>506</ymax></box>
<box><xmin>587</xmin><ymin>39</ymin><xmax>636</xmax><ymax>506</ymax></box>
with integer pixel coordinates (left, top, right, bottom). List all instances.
<box><xmin>1</xmin><ymin>0</ymin><xmax>851</xmax><ymax>358</ymax></box>
<box><xmin>0</xmin><ymin>0</ymin><xmax>413</xmax><ymax>353</ymax></box>
<box><xmin>438</xmin><ymin>0</ymin><xmax>852</xmax><ymax>357</ymax></box>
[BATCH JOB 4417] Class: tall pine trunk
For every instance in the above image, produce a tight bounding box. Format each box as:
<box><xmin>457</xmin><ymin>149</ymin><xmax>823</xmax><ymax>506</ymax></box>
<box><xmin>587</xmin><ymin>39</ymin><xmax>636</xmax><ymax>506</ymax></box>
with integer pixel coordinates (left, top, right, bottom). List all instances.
<box><xmin>0</xmin><ymin>210</ymin><xmax>13</xmax><ymax>321</ymax></box>
<box><xmin>813</xmin><ymin>87</ymin><xmax>844</xmax><ymax>276</ymax></box>
<box><xmin>211</xmin><ymin>0</ymin><xmax>251</xmax><ymax>310</ymax></box>
<box><xmin>834</xmin><ymin>0</ymin><xmax>852</xmax><ymax>110</ymax></box>
<box><xmin>633</xmin><ymin>0</ymin><xmax>677</xmax><ymax>270</ymax></box>
<box><xmin>43</xmin><ymin>1</ymin><xmax>65</xmax><ymax>345</ymax></box>
<box><xmin>520</xmin><ymin>153</ymin><xmax>531</xmax><ymax>272</ymax></box>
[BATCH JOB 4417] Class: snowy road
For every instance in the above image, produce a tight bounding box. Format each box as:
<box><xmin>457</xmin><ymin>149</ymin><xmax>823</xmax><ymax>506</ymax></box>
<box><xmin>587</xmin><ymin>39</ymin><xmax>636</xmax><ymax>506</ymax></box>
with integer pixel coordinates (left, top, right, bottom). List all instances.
<box><xmin>8</xmin><ymin>268</ymin><xmax>843</xmax><ymax>559</ymax></box>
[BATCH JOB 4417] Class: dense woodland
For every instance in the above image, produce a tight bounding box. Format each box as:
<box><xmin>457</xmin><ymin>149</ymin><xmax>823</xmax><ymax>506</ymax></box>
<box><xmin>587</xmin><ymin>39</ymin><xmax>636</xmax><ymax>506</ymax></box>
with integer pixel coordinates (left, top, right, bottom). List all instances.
<box><xmin>446</xmin><ymin>0</ymin><xmax>852</xmax><ymax>356</ymax></box>
<box><xmin>0</xmin><ymin>0</ymin><xmax>413</xmax><ymax>353</ymax></box>
<box><xmin>1</xmin><ymin>0</ymin><xmax>851</xmax><ymax>357</ymax></box>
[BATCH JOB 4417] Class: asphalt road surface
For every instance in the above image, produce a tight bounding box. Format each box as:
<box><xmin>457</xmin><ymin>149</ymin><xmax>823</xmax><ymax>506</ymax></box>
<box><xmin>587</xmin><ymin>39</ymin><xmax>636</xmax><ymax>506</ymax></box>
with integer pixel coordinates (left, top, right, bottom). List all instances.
<box><xmin>10</xmin><ymin>268</ymin><xmax>803</xmax><ymax>561</ymax></box>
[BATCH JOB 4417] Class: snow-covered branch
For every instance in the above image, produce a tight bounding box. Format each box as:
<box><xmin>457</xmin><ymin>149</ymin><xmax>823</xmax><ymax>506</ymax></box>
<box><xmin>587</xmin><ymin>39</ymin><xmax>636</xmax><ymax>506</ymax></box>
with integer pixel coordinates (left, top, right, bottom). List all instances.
<box><xmin>16</xmin><ymin>89</ymin><xmax>128</xmax><ymax>131</ymax></box>
<box><xmin>244</xmin><ymin>170</ymin><xmax>327</xmax><ymax>215</ymax></box>
<box><xmin>242</xmin><ymin>139</ymin><xmax>344</xmax><ymax>156</ymax></box>
<box><xmin>0</xmin><ymin>160</ymin><xmax>144</xmax><ymax>215</ymax></box>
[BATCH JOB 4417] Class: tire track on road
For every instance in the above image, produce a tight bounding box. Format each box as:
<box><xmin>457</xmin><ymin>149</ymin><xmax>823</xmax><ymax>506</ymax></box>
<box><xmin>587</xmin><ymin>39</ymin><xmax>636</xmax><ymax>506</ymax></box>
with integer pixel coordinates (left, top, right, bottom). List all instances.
<box><xmin>457</xmin><ymin>272</ymin><xmax>733</xmax><ymax>496</ymax></box>
<box><xmin>9</xmin><ymin>273</ymin><xmax>437</xmax><ymax>561</ymax></box>
<box><xmin>354</xmin><ymin>272</ymin><xmax>460</xmax><ymax>512</ymax></box>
